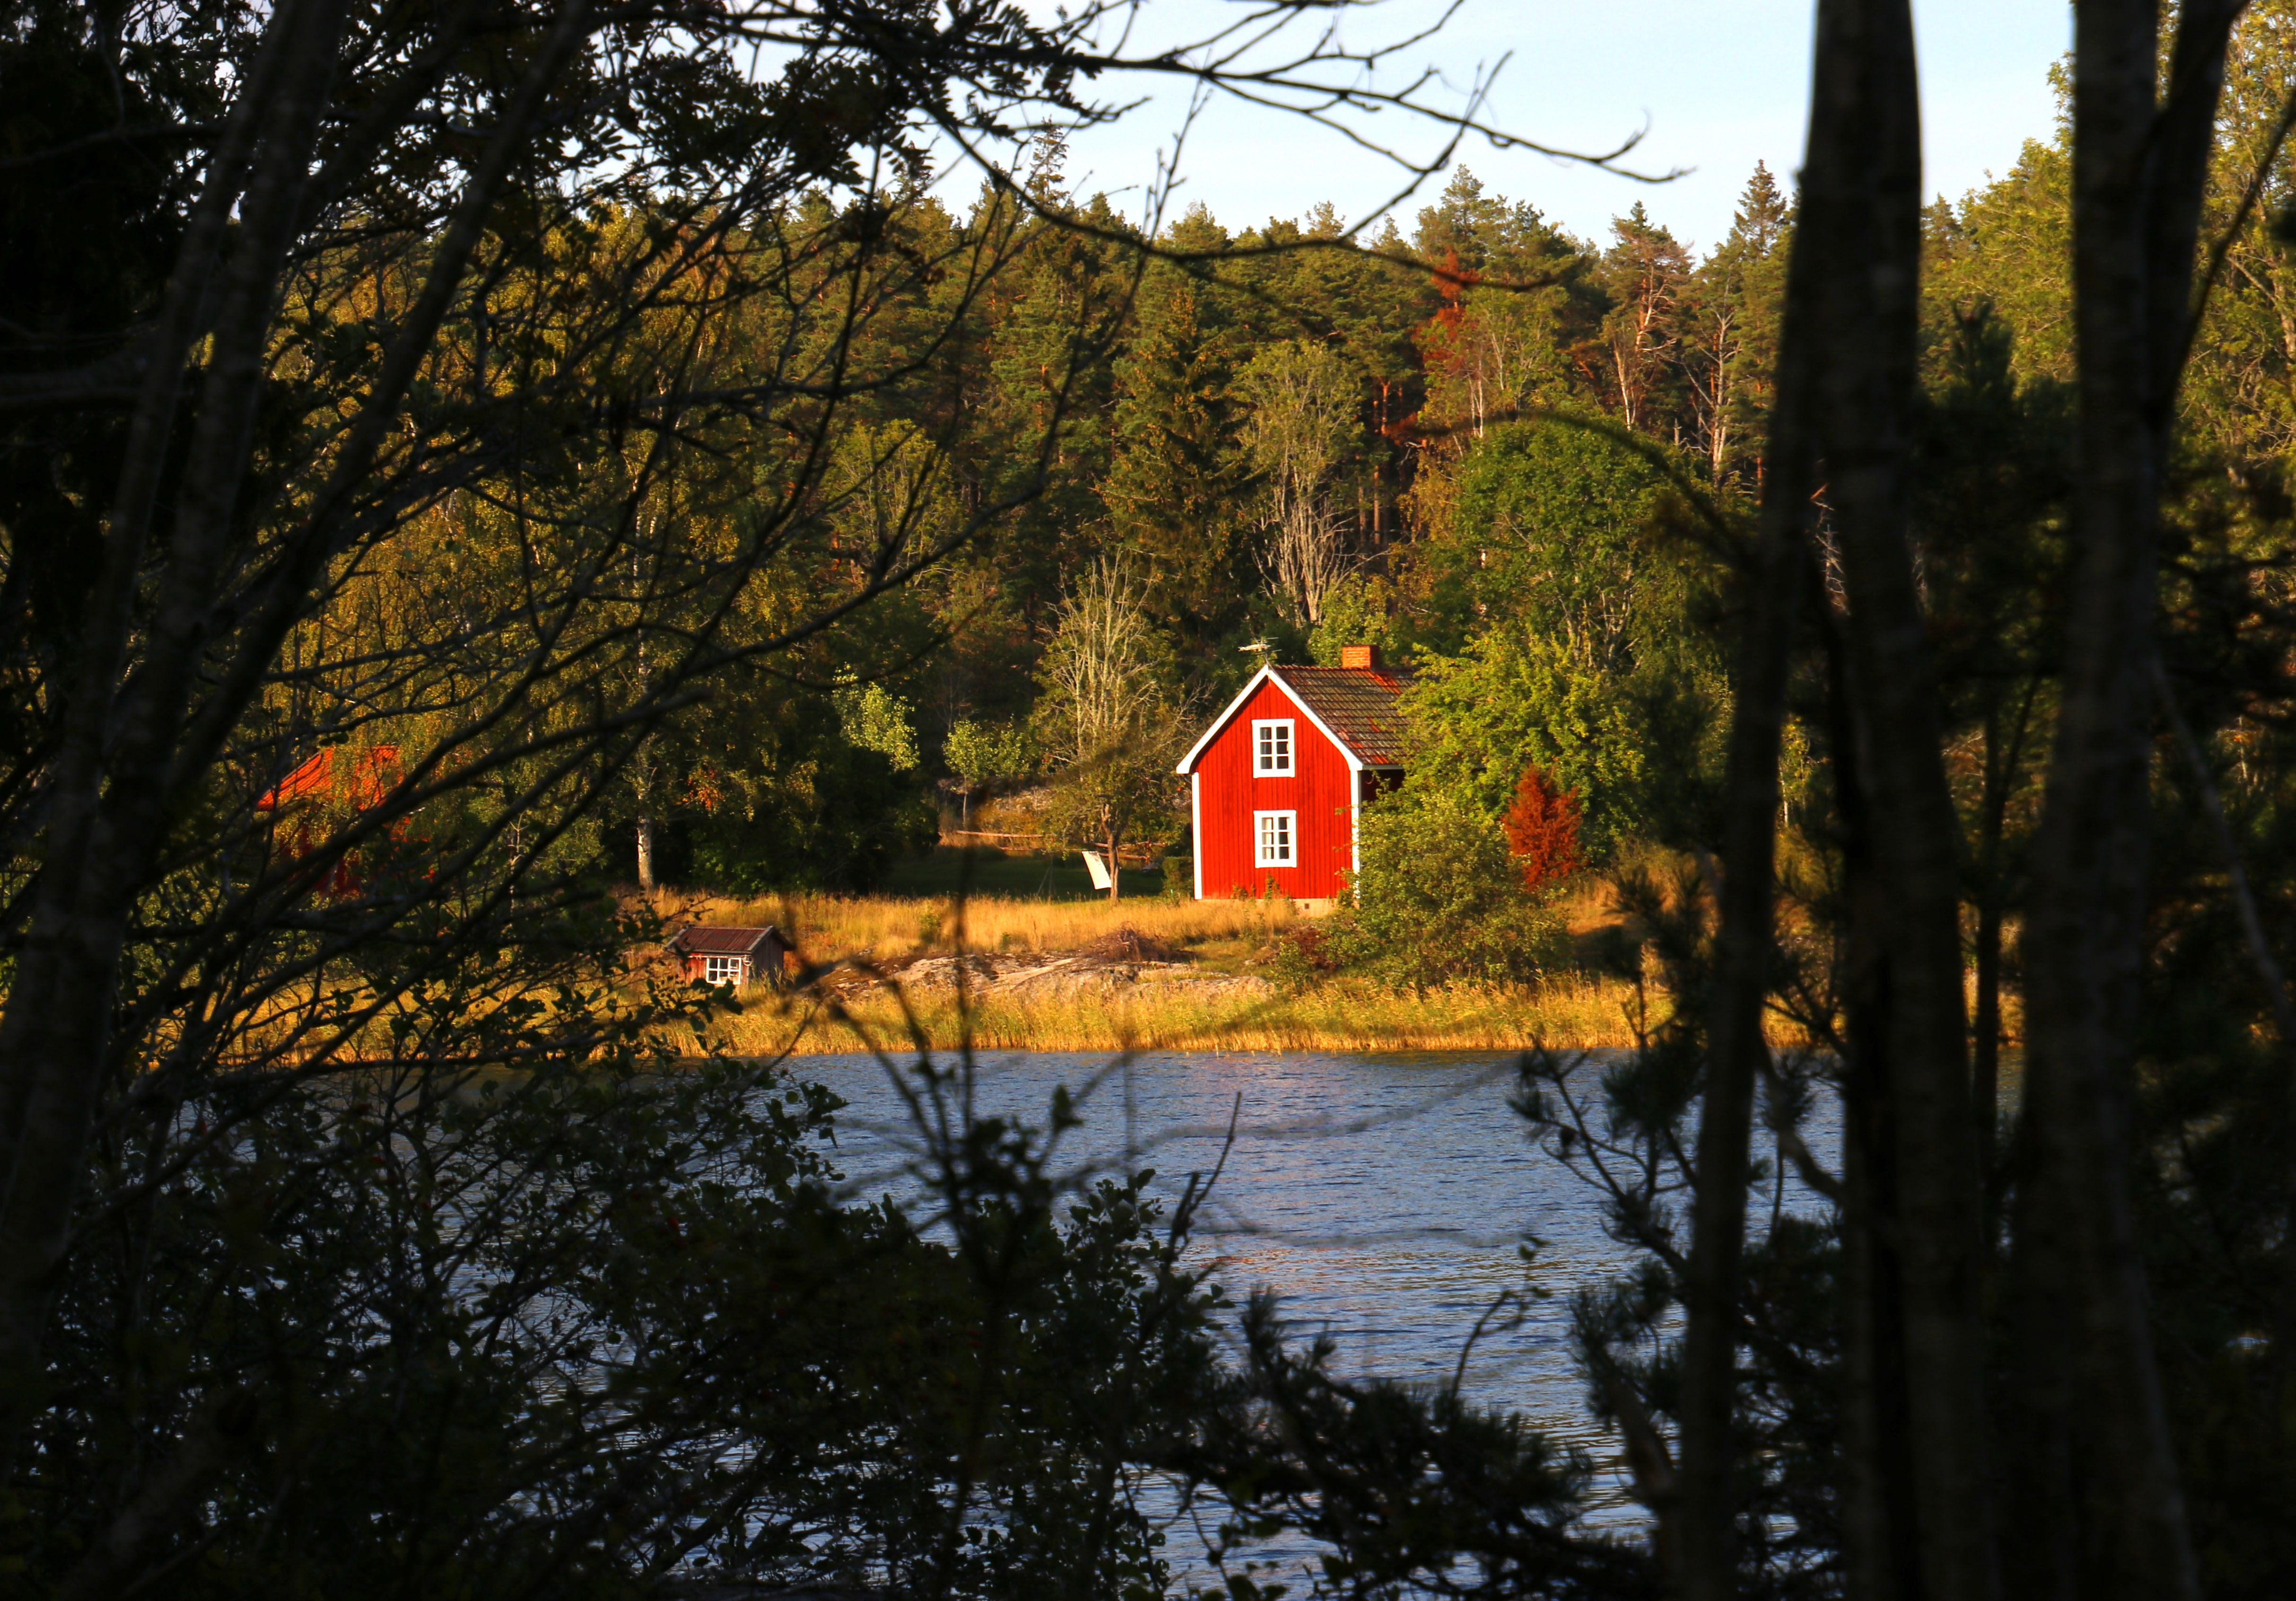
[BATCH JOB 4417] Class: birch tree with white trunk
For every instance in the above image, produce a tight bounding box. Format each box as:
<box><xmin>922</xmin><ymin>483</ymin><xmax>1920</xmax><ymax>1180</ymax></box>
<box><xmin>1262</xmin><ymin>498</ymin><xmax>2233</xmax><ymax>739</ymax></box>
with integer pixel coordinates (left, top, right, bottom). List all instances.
<box><xmin>1238</xmin><ymin>338</ymin><xmax>1360</xmax><ymax>629</ymax></box>
<box><xmin>1036</xmin><ymin>557</ymin><xmax>1182</xmax><ymax>901</ymax></box>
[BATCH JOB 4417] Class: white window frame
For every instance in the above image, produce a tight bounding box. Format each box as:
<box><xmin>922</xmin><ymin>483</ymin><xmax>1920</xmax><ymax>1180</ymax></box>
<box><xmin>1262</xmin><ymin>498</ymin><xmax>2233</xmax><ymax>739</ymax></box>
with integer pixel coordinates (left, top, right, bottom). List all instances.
<box><xmin>1254</xmin><ymin>809</ymin><xmax>1297</xmax><ymax>867</ymax></box>
<box><xmin>1251</xmin><ymin>718</ymin><xmax>1295</xmax><ymax>774</ymax></box>
<box><xmin>703</xmin><ymin>954</ymin><xmax>747</xmax><ymax>985</ymax></box>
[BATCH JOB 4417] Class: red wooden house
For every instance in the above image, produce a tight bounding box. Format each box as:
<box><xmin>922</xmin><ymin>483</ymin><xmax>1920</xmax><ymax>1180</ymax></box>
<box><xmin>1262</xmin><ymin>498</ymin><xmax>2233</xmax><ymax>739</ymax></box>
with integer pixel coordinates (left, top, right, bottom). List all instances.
<box><xmin>1174</xmin><ymin>645</ymin><xmax>1410</xmax><ymax>903</ymax></box>
<box><xmin>254</xmin><ymin>745</ymin><xmax>402</xmax><ymax>896</ymax></box>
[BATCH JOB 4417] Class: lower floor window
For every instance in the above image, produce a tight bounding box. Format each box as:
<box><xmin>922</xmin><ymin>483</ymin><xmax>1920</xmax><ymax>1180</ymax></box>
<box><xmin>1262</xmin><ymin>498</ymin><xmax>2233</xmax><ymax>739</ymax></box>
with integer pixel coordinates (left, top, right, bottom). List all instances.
<box><xmin>703</xmin><ymin>954</ymin><xmax>746</xmax><ymax>985</ymax></box>
<box><xmin>1254</xmin><ymin>810</ymin><xmax>1296</xmax><ymax>867</ymax></box>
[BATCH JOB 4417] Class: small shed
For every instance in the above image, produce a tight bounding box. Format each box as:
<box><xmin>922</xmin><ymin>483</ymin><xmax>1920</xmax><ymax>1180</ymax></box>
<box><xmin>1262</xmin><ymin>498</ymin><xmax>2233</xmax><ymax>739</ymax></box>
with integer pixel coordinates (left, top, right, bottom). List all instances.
<box><xmin>670</xmin><ymin>925</ymin><xmax>791</xmax><ymax>988</ymax></box>
<box><xmin>1173</xmin><ymin>645</ymin><xmax>1410</xmax><ymax>902</ymax></box>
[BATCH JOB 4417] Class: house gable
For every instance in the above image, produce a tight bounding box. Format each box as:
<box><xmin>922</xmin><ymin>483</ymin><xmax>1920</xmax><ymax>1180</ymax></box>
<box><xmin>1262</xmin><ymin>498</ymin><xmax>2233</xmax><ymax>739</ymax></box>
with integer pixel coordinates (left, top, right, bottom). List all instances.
<box><xmin>1176</xmin><ymin>666</ymin><xmax>1361</xmax><ymax>777</ymax></box>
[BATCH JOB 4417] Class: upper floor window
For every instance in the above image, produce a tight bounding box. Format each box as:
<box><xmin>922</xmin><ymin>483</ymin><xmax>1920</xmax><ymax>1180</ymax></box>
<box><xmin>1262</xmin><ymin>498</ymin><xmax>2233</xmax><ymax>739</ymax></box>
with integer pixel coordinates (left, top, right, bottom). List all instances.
<box><xmin>1252</xmin><ymin>719</ymin><xmax>1294</xmax><ymax>774</ymax></box>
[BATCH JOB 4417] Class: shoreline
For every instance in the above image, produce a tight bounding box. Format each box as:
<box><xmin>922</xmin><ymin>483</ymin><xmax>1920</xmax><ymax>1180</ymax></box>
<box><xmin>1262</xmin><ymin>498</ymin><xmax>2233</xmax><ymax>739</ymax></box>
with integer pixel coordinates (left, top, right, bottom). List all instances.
<box><xmin>676</xmin><ymin>972</ymin><xmax>1649</xmax><ymax>1057</ymax></box>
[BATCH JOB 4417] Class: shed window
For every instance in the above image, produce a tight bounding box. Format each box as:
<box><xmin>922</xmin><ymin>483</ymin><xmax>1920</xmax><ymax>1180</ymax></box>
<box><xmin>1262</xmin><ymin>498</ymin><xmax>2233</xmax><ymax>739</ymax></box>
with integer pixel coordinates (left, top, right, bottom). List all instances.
<box><xmin>703</xmin><ymin>954</ymin><xmax>746</xmax><ymax>985</ymax></box>
<box><xmin>1254</xmin><ymin>810</ymin><xmax>1296</xmax><ymax>867</ymax></box>
<box><xmin>1253</xmin><ymin>719</ymin><xmax>1294</xmax><ymax>774</ymax></box>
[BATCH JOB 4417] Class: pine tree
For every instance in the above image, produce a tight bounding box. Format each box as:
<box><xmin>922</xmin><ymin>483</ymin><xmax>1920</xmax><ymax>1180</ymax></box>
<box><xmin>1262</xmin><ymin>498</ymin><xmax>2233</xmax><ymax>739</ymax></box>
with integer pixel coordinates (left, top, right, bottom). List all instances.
<box><xmin>1100</xmin><ymin>208</ymin><xmax>1253</xmax><ymax>639</ymax></box>
<box><xmin>1680</xmin><ymin>162</ymin><xmax>1792</xmax><ymax>484</ymax></box>
<box><xmin>1594</xmin><ymin>202</ymin><xmax>1692</xmax><ymax>438</ymax></box>
<box><xmin>1409</xmin><ymin>170</ymin><xmax>1601</xmax><ymax>449</ymax></box>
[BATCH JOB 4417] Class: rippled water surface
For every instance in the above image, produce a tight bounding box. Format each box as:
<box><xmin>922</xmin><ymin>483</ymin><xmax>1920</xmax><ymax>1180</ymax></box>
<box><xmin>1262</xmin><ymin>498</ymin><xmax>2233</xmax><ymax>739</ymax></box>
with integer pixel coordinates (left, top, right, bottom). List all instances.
<box><xmin>787</xmin><ymin>1047</ymin><xmax>1841</xmax><ymax>1584</ymax></box>
<box><xmin>805</xmin><ymin>1050</ymin><xmax>1617</xmax><ymax>1413</ymax></box>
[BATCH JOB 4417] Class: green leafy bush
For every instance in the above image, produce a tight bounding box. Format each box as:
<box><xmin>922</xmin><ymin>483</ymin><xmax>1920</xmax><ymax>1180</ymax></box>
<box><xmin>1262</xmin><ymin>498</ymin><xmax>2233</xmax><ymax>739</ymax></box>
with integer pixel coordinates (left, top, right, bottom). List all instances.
<box><xmin>944</xmin><ymin>717</ymin><xmax>1036</xmax><ymax>792</ymax></box>
<box><xmin>835</xmin><ymin>678</ymin><xmax>923</xmax><ymax>772</ymax></box>
<box><xmin>1306</xmin><ymin>572</ymin><xmax>1398</xmax><ymax>665</ymax></box>
<box><xmin>1323</xmin><ymin>787</ymin><xmax>1566</xmax><ymax>989</ymax></box>
<box><xmin>1266</xmin><ymin>923</ymin><xmax>1341</xmax><ymax>989</ymax></box>
<box><xmin>1403</xmin><ymin>630</ymin><xmax>1650</xmax><ymax>860</ymax></box>
<box><xmin>1161</xmin><ymin>851</ymin><xmax>1194</xmax><ymax>897</ymax></box>
<box><xmin>26</xmin><ymin>1046</ymin><xmax>1224</xmax><ymax>1599</ymax></box>
<box><xmin>1397</xmin><ymin>419</ymin><xmax>1731</xmax><ymax>856</ymax></box>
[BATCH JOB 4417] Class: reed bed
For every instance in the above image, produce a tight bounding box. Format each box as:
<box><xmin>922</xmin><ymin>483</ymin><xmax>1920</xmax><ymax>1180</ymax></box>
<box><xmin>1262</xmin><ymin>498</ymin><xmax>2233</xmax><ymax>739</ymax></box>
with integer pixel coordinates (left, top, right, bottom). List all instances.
<box><xmin>657</xmin><ymin>889</ymin><xmax>1300</xmax><ymax>963</ymax></box>
<box><xmin>685</xmin><ymin>973</ymin><xmax>1647</xmax><ymax>1058</ymax></box>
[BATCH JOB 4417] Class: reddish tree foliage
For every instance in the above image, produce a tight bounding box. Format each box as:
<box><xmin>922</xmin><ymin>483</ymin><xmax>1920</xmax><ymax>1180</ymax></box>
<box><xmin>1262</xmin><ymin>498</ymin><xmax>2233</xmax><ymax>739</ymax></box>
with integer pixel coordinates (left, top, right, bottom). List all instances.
<box><xmin>1502</xmin><ymin>764</ymin><xmax>1583</xmax><ymax>891</ymax></box>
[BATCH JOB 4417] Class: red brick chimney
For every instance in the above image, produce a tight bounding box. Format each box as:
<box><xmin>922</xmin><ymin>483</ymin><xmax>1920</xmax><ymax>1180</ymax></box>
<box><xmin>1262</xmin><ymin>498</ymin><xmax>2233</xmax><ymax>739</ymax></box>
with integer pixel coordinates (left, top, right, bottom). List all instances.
<box><xmin>1339</xmin><ymin>643</ymin><xmax>1381</xmax><ymax>670</ymax></box>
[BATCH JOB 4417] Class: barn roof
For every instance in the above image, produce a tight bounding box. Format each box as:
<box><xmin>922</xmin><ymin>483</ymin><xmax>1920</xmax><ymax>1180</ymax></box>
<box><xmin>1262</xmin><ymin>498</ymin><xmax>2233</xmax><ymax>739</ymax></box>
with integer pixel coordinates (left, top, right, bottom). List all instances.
<box><xmin>1175</xmin><ymin>662</ymin><xmax>1412</xmax><ymax>774</ymax></box>
<box><xmin>671</xmin><ymin>925</ymin><xmax>785</xmax><ymax>957</ymax></box>
<box><xmin>257</xmin><ymin>745</ymin><xmax>401</xmax><ymax>810</ymax></box>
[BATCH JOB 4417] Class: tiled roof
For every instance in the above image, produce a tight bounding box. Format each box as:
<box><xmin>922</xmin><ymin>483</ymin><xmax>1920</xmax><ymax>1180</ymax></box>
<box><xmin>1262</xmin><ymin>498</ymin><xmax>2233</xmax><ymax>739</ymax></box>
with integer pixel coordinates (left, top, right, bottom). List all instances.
<box><xmin>672</xmin><ymin>925</ymin><xmax>785</xmax><ymax>956</ymax></box>
<box><xmin>1272</xmin><ymin>665</ymin><xmax>1412</xmax><ymax>768</ymax></box>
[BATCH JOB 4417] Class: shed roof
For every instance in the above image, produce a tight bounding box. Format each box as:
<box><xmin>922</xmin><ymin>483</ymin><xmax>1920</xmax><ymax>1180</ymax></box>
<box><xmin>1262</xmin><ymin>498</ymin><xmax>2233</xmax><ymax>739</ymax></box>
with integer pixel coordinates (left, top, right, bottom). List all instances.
<box><xmin>671</xmin><ymin>925</ymin><xmax>785</xmax><ymax>957</ymax></box>
<box><xmin>1175</xmin><ymin>662</ymin><xmax>1412</xmax><ymax>775</ymax></box>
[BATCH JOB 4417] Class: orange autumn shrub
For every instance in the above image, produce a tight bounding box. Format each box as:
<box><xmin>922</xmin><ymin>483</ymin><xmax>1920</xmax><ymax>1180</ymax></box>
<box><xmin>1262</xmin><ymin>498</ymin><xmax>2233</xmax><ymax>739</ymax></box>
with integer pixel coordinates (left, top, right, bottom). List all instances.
<box><xmin>1502</xmin><ymin>764</ymin><xmax>1583</xmax><ymax>891</ymax></box>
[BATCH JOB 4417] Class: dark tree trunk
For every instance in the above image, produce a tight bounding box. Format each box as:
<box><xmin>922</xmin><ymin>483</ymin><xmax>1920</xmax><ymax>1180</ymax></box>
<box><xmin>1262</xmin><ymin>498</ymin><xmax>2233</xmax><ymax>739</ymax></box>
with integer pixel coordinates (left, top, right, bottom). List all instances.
<box><xmin>2006</xmin><ymin>5</ymin><xmax>2242</xmax><ymax>1599</ymax></box>
<box><xmin>1682</xmin><ymin>4</ymin><xmax>2003</xmax><ymax>1596</ymax></box>
<box><xmin>1799</xmin><ymin>1</ymin><xmax>1997</xmax><ymax>1595</ymax></box>
<box><xmin>1671</xmin><ymin>11</ymin><xmax>1834</xmax><ymax>1583</ymax></box>
<box><xmin>0</xmin><ymin>0</ymin><xmax>594</xmax><ymax>1445</ymax></box>
<box><xmin>1672</xmin><ymin>418</ymin><xmax>1808</xmax><ymax>1599</ymax></box>
<box><xmin>1971</xmin><ymin>683</ymin><xmax>2037</xmax><ymax>1181</ymax></box>
<box><xmin>0</xmin><ymin>0</ymin><xmax>359</xmax><ymax>1422</ymax></box>
<box><xmin>1972</xmin><ymin>898</ymin><xmax>2003</xmax><ymax>1169</ymax></box>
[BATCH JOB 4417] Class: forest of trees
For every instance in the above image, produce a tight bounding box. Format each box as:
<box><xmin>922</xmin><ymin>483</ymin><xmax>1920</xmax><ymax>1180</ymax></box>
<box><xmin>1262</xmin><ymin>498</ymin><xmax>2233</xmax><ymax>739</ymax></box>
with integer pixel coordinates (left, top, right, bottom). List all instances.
<box><xmin>269</xmin><ymin>143</ymin><xmax>1800</xmax><ymax>902</ymax></box>
<box><xmin>9</xmin><ymin>0</ymin><xmax>2296</xmax><ymax>1596</ymax></box>
<box><xmin>565</xmin><ymin>157</ymin><xmax>1793</xmax><ymax>898</ymax></box>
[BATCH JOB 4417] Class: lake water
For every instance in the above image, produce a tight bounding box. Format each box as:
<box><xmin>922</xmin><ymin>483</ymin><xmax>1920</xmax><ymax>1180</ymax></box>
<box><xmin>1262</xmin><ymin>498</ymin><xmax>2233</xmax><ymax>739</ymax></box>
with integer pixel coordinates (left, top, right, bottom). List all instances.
<box><xmin>789</xmin><ymin>1048</ymin><xmax>1837</xmax><ymax>1586</ymax></box>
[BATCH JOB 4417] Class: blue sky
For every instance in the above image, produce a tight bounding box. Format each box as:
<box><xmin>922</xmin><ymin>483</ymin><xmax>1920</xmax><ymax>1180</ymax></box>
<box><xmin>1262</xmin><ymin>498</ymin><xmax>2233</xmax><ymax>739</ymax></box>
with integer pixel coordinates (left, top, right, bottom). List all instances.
<box><xmin>1038</xmin><ymin>1</ymin><xmax>2072</xmax><ymax>256</ymax></box>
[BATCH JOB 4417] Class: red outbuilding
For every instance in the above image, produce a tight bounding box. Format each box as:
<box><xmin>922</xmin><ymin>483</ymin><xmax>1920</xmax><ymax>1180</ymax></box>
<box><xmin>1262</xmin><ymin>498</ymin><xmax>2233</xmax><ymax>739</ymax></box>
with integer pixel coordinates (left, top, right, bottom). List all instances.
<box><xmin>669</xmin><ymin>925</ymin><xmax>792</xmax><ymax>988</ymax></box>
<box><xmin>1174</xmin><ymin>645</ymin><xmax>1410</xmax><ymax>903</ymax></box>
<box><xmin>254</xmin><ymin>744</ymin><xmax>403</xmax><ymax>897</ymax></box>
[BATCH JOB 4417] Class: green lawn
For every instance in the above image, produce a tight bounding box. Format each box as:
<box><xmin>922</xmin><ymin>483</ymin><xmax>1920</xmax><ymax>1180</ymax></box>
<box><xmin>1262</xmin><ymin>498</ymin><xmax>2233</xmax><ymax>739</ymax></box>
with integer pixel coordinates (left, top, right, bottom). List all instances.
<box><xmin>882</xmin><ymin>845</ymin><xmax>1169</xmax><ymax>902</ymax></box>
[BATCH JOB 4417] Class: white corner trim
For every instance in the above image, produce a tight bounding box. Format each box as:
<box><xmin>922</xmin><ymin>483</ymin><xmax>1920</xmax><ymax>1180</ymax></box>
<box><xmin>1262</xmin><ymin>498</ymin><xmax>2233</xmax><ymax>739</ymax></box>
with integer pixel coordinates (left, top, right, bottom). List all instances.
<box><xmin>1190</xmin><ymin>772</ymin><xmax>1204</xmax><ymax>900</ymax></box>
<box><xmin>1349</xmin><ymin>776</ymin><xmax>1362</xmax><ymax>882</ymax></box>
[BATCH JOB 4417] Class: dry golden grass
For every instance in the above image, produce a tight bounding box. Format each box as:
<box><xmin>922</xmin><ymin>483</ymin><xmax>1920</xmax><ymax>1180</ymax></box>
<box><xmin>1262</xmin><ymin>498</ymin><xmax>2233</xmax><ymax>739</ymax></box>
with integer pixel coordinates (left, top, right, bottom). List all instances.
<box><xmin>654</xmin><ymin>888</ymin><xmax>1300</xmax><ymax>965</ymax></box>
<box><xmin>634</xmin><ymin>880</ymin><xmax>1663</xmax><ymax>1058</ymax></box>
<box><xmin>680</xmin><ymin>972</ymin><xmax>1648</xmax><ymax>1057</ymax></box>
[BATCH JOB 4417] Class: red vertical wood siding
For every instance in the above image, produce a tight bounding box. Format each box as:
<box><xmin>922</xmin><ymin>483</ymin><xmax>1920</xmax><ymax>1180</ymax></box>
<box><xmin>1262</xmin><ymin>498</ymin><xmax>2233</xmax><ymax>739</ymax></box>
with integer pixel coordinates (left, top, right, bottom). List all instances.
<box><xmin>1191</xmin><ymin>678</ymin><xmax>1357</xmax><ymax>899</ymax></box>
